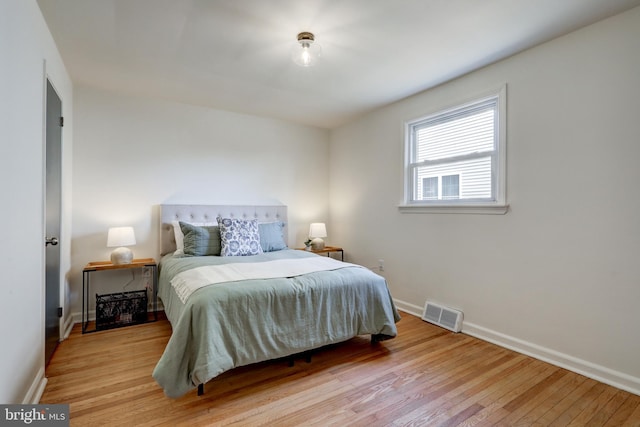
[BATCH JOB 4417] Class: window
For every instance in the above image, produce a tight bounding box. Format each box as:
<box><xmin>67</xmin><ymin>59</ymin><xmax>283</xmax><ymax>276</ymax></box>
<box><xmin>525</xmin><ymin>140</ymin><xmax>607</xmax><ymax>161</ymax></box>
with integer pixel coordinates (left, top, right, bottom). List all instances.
<box><xmin>421</xmin><ymin>174</ymin><xmax>459</xmax><ymax>200</ymax></box>
<box><xmin>442</xmin><ymin>174</ymin><xmax>459</xmax><ymax>200</ymax></box>
<box><xmin>401</xmin><ymin>86</ymin><xmax>507</xmax><ymax>214</ymax></box>
<box><xmin>422</xmin><ymin>177</ymin><xmax>438</xmax><ymax>200</ymax></box>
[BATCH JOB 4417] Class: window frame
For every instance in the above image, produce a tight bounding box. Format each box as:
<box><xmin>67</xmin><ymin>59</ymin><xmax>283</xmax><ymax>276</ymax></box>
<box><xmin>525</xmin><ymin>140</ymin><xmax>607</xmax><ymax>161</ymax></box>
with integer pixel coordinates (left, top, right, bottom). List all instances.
<box><xmin>400</xmin><ymin>85</ymin><xmax>508</xmax><ymax>215</ymax></box>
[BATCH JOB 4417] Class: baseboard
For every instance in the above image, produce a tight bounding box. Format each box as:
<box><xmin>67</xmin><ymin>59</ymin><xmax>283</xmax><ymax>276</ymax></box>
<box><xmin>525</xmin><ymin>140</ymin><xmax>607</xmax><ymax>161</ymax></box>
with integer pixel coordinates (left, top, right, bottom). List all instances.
<box><xmin>393</xmin><ymin>299</ymin><xmax>423</xmax><ymax>318</ymax></box>
<box><xmin>463</xmin><ymin>322</ymin><xmax>640</xmax><ymax>396</ymax></box>
<box><xmin>71</xmin><ymin>301</ymin><xmax>166</xmax><ymax>326</ymax></box>
<box><xmin>23</xmin><ymin>366</ymin><xmax>47</xmax><ymax>404</ymax></box>
<box><xmin>72</xmin><ymin>311</ymin><xmax>80</xmax><ymax>324</ymax></box>
<box><xmin>71</xmin><ymin>309</ymin><xmax>91</xmax><ymax>325</ymax></box>
<box><xmin>63</xmin><ymin>314</ymin><xmax>74</xmax><ymax>340</ymax></box>
<box><xmin>70</xmin><ymin>300</ymin><xmax>164</xmax><ymax>330</ymax></box>
<box><xmin>393</xmin><ymin>298</ymin><xmax>640</xmax><ymax>396</ymax></box>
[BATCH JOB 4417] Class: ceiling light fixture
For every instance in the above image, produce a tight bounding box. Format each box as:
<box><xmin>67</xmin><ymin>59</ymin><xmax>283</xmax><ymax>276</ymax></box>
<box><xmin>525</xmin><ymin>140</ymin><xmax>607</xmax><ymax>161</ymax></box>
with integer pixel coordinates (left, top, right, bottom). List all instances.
<box><xmin>292</xmin><ymin>32</ymin><xmax>321</xmax><ymax>67</ymax></box>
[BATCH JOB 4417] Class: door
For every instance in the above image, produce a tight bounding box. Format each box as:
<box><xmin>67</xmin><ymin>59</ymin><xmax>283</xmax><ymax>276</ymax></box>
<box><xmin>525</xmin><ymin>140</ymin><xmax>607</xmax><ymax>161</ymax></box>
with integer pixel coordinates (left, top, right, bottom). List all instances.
<box><xmin>45</xmin><ymin>79</ymin><xmax>62</xmax><ymax>366</ymax></box>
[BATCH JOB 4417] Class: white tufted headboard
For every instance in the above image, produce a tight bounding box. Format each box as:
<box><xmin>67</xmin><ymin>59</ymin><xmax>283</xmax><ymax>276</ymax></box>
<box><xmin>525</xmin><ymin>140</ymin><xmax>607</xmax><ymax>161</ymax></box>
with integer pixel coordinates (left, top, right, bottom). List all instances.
<box><xmin>159</xmin><ymin>204</ymin><xmax>288</xmax><ymax>255</ymax></box>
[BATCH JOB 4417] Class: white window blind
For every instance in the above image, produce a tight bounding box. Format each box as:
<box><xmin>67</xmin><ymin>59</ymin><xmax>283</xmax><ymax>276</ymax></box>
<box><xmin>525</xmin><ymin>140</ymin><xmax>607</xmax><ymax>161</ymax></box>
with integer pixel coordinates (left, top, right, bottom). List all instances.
<box><xmin>402</xmin><ymin>86</ymin><xmax>507</xmax><ymax>214</ymax></box>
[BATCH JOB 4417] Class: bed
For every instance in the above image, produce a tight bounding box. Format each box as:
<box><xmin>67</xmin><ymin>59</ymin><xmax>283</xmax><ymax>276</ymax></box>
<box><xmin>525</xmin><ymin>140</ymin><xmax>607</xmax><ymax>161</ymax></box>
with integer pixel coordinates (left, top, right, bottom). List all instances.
<box><xmin>152</xmin><ymin>204</ymin><xmax>400</xmax><ymax>398</ymax></box>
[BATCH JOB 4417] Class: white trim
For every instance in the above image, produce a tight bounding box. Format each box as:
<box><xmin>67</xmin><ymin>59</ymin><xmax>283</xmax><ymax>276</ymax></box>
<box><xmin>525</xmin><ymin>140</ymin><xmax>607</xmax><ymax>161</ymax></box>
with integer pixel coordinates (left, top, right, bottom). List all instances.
<box><xmin>63</xmin><ymin>314</ymin><xmax>74</xmax><ymax>340</ymax></box>
<box><xmin>463</xmin><ymin>322</ymin><xmax>640</xmax><ymax>396</ymax></box>
<box><xmin>393</xmin><ymin>298</ymin><xmax>640</xmax><ymax>396</ymax></box>
<box><xmin>402</xmin><ymin>84</ymin><xmax>508</xmax><ymax>213</ymax></box>
<box><xmin>398</xmin><ymin>204</ymin><xmax>509</xmax><ymax>215</ymax></box>
<box><xmin>23</xmin><ymin>367</ymin><xmax>48</xmax><ymax>404</ymax></box>
<box><xmin>71</xmin><ymin>300</ymin><xmax>165</xmax><ymax>326</ymax></box>
<box><xmin>72</xmin><ymin>311</ymin><xmax>82</xmax><ymax>325</ymax></box>
<box><xmin>495</xmin><ymin>84</ymin><xmax>507</xmax><ymax>208</ymax></box>
<box><xmin>394</xmin><ymin>299</ymin><xmax>423</xmax><ymax>317</ymax></box>
<box><xmin>40</xmin><ymin>61</ymin><xmax>48</xmax><ymax>405</ymax></box>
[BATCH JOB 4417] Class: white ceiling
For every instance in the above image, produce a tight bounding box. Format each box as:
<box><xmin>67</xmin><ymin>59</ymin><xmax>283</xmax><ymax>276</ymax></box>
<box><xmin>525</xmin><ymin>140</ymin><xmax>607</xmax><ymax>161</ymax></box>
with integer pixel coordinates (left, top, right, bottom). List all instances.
<box><xmin>37</xmin><ymin>0</ymin><xmax>640</xmax><ymax>129</ymax></box>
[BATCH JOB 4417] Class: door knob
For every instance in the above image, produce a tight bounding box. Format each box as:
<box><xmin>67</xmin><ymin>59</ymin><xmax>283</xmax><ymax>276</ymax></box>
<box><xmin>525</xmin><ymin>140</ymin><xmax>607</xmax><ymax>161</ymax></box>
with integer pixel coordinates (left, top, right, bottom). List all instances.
<box><xmin>45</xmin><ymin>237</ymin><xmax>59</xmax><ymax>246</ymax></box>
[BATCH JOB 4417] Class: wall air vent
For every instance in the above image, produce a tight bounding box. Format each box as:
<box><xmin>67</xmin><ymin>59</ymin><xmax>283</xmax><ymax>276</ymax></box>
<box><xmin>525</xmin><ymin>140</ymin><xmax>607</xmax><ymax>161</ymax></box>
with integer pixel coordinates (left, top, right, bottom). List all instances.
<box><xmin>422</xmin><ymin>301</ymin><xmax>463</xmax><ymax>333</ymax></box>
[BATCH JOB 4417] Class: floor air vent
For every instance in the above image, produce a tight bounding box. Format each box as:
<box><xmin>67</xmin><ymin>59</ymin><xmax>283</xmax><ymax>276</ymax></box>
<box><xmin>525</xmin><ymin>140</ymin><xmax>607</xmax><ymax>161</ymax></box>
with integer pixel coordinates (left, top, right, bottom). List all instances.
<box><xmin>422</xmin><ymin>301</ymin><xmax>463</xmax><ymax>332</ymax></box>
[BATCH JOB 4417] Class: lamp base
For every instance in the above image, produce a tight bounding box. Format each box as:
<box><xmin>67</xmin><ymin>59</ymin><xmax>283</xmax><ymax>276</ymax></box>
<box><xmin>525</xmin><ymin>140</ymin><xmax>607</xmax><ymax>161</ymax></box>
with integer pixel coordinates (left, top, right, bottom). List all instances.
<box><xmin>311</xmin><ymin>238</ymin><xmax>325</xmax><ymax>251</ymax></box>
<box><xmin>110</xmin><ymin>247</ymin><xmax>133</xmax><ymax>265</ymax></box>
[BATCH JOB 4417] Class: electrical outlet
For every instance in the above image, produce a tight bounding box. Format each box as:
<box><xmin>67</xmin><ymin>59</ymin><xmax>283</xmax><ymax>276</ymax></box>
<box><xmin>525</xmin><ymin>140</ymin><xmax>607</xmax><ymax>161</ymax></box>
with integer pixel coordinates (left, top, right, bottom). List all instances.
<box><xmin>378</xmin><ymin>259</ymin><xmax>384</xmax><ymax>272</ymax></box>
<box><xmin>143</xmin><ymin>267</ymin><xmax>151</xmax><ymax>278</ymax></box>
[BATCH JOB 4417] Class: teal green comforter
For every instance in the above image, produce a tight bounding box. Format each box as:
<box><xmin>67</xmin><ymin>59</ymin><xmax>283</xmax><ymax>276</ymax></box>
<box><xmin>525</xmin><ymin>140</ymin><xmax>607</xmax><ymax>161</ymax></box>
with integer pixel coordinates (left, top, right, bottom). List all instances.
<box><xmin>152</xmin><ymin>249</ymin><xmax>400</xmax><ymax>398</ymax></box>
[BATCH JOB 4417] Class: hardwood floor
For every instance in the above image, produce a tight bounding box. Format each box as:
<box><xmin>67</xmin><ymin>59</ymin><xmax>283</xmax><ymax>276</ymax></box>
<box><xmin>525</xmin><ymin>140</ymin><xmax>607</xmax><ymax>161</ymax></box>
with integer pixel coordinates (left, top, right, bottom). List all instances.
<box><xmin>41</xmin><ymin>313</ymin><xmax>640</xmax><ymax>426</ymax></box>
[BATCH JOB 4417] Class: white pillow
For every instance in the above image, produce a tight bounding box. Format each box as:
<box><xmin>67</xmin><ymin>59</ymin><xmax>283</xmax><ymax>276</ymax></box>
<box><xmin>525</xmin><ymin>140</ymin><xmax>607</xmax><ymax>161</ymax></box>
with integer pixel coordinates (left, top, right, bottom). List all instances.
<box><xmin>172</xmin><ymin>220</ymin><xmax>217</xmax><ymax>255</ymax></box>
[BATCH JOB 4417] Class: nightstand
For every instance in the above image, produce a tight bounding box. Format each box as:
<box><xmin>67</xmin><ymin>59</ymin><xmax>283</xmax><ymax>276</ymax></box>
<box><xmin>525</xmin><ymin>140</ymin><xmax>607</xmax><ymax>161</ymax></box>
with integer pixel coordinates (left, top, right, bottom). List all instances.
<box><xmin>82</xmin><ymin>258</ymin><xmax>158</xmax><ymax>333</ymax></box>
<box><xmin>296</xmin><ymin>246</ymin><xmax>344</xmax><ymax>261</ymax></box>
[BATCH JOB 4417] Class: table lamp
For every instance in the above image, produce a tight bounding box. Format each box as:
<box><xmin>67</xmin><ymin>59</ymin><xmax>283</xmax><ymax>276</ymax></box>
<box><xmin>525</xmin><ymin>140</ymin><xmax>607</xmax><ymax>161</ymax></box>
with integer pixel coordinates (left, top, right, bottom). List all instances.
<box><xmin>309</xmin><ymin>223</ymin><xmax>327</xmax><ymax>250</ymax></box>
<box><xmin>107</xmin><ymin>226</ymin><xmax>136</xmax><ymax>264</ymax></box>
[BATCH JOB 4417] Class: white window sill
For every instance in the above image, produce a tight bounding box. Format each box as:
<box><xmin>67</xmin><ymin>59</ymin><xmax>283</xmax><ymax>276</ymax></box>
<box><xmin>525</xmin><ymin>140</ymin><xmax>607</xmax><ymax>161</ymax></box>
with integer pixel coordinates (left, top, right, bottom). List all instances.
<box><xmin>398</xmin><ymin>204</ymin><xmax>509</xmax><ymax>215</ymax></box>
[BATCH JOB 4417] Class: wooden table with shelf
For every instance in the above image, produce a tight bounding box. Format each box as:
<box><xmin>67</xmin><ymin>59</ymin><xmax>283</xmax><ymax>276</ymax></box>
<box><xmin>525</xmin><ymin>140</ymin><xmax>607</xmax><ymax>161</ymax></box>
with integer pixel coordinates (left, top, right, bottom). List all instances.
<box><xmin>295</xmin><ymin>246</ymin><xmax>344</xmax><ymax>261</ymax></box>
<box><xmin>82</xmin><ymin>258</ymin><xmax>158</xmax><ymax>333</ymax></box>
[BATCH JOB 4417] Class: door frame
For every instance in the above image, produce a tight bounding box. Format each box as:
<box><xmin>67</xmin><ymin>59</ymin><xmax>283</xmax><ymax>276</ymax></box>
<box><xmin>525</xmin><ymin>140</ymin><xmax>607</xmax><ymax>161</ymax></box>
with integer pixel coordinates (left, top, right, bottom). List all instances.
<box><xmin>42</xmin><ymin>64</ymin><xmax>65</xmax><ymax>363</ymax></box>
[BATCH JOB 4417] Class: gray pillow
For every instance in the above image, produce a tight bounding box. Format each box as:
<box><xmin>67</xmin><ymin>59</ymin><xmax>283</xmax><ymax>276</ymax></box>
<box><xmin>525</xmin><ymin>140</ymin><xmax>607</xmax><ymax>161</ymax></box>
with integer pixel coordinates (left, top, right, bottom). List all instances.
<box><xmin>258</xmin><ymin>221</ymin><xmax>287</xmax><ymax>252</ymax></box>
<box><xmin>179</xmin><ymin>222</ymin><xmax>221</xmax><ymax>256</ymax></box>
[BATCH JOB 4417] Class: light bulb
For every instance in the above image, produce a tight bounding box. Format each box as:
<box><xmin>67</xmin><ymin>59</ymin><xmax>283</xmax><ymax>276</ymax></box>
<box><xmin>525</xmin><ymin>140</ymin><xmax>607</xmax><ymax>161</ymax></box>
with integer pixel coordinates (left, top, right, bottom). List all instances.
<box><xmin>300</xmin><ymin>45</ymin><xmax>311</xmax><ymax>66</ymax></box>
<box><xmin>292</xmin><ymin>32</ymin><xmax>321</xmax><ymax>67</ymax></box>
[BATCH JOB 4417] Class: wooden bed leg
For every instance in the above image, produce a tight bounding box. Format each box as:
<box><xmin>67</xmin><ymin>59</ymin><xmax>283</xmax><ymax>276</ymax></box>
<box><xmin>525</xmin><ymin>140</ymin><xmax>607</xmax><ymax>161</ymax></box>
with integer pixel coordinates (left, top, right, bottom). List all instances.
<box><xmin>371</xmin><ymin>334</ymin><xmax>381</xmax><ymax>344</ymax></box>
<box><xmin>197</xmin><ymin>384</ymin><xmax>204</xmax><ymax>396</ymax></box>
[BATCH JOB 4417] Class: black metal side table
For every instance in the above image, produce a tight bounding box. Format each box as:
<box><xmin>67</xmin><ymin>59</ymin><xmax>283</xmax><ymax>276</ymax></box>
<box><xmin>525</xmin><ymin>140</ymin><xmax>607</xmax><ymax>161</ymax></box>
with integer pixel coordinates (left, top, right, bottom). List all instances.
<box><xmin>82</xmin><ymin>258</ymin><xmax>158</xmax><ymax>333</ymax></box>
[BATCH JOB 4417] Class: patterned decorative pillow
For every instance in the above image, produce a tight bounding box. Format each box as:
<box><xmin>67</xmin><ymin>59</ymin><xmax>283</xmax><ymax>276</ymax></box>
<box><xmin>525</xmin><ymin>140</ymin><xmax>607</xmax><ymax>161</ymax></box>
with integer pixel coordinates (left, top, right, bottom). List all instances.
<box><xmin>217</xmin><ymin>217</ymin><xmax>263</xmax><ymax>256</ymax></box>
<box><xmin>179</xmin><ymin>222</ymin><xmax>221</xmax><ymax>256</ymax></box>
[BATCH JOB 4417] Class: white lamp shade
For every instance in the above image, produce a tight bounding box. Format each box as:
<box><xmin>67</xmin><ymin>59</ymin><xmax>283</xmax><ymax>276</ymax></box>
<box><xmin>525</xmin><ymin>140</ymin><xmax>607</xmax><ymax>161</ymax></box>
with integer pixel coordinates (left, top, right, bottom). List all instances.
<box><xmin>309</xmin><ymin>223</ymin><xmax>327</xmax><ymax>251</ymax></box>
<box><xmin>107</xmin><ymin>227</ymin><xmax>136</xmax><ymax>247</ymax></box>
<box><xmin>107</xmin><ymin>227</ymin><xmax>136</xmax><ymax>265</ymax></box>
<box><xmin>309</xmin><ymin>223</ymin><xmax>327</xmax><ymax>238</ymax></box>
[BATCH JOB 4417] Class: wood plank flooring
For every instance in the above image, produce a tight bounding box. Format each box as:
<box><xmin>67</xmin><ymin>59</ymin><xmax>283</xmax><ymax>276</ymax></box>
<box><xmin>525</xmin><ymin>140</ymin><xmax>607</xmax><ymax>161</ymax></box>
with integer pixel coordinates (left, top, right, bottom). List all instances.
<box><xmin>41</xmin><ymin>313</ymin><xmax>640</xmax><ymax>426</ymax></box>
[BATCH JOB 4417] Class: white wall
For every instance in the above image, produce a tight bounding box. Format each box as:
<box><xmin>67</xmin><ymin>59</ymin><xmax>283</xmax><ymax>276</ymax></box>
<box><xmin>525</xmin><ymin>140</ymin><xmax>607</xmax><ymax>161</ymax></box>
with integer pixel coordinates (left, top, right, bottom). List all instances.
<box><xmin>71</xmin><ymin>87</ymin><xmax>330</xmax><ymax>315</ymax></box>
<box><xmin>330</xmin><ymin>7</ymin><xmax>640</xmax><ymax>394</ymax></box>
<box><xmin>0</xmin><ymin>0</ymin><xmax>73</xmax><ymax>403</ymax></box>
